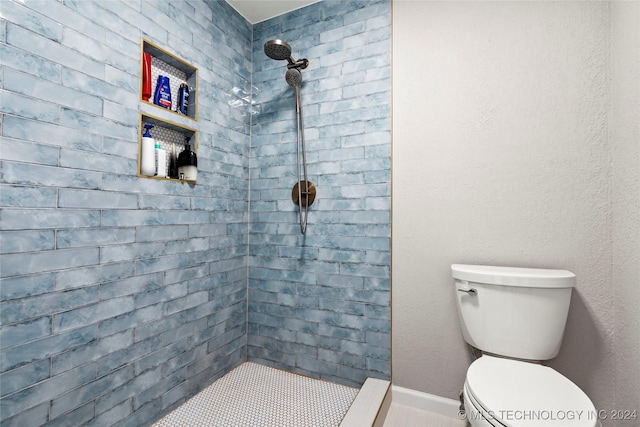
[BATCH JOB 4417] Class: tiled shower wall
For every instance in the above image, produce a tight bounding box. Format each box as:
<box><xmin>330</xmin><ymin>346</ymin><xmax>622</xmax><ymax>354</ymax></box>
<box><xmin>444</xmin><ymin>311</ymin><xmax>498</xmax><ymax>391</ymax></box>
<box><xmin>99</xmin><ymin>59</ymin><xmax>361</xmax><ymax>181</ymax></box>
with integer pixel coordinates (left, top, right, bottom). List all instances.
<box><xmin>0</xmin><ymin>1</ymin><xmax>251</xmax><ymax>425</ymax></box>
<box><xmin>249</xmin><ymin>0</ymin><xmax>391</xmax><ymax>387</ymax></box>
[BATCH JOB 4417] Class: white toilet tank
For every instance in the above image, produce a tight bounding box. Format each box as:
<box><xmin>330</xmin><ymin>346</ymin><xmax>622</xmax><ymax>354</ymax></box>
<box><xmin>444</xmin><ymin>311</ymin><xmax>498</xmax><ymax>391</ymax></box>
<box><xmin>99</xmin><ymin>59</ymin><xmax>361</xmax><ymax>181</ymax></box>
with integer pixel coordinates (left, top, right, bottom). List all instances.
<box><xmin>452</xmin><ymin>264</ymin><xmax>575</xmax><ymax>361</ymax></box>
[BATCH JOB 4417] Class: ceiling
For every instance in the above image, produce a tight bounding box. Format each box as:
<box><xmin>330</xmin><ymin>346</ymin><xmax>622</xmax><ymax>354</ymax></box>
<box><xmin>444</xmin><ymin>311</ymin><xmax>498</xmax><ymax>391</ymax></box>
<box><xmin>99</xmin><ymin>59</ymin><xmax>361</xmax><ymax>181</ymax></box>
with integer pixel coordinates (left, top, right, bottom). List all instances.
<box><xmin>226</xmin><ymin>0</ymin><xmax>320</xmax><ymax>24</ymax></box>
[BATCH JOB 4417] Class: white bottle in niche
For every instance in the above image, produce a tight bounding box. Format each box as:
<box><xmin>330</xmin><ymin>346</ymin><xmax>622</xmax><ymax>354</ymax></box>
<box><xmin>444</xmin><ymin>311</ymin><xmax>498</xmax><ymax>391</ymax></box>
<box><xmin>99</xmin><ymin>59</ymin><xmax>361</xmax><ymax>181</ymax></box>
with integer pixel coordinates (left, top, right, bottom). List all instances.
<box><xmin>156</xmin><ymin>148</ymin><xmax>167</xmax><ymax>178</ymax></box>
<box><xmin>140</xmin><ymin>124</ymin><xmax>156</xmax><ymax>176</ymax></box>
<box><xmin>154</xmin><ymin>138</ymin><xmax>167</xmax><ymax>178</ymax></box>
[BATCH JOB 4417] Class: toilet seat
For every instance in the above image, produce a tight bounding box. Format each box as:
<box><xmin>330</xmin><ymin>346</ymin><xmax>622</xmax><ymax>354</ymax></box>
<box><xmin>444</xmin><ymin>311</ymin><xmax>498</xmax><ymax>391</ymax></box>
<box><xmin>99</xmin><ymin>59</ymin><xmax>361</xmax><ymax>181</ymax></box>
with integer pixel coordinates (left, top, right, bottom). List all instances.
<box><xmin>465</xmin><ymin>356</ymin><xmax>597</xmax><ymax>427</ymax></box>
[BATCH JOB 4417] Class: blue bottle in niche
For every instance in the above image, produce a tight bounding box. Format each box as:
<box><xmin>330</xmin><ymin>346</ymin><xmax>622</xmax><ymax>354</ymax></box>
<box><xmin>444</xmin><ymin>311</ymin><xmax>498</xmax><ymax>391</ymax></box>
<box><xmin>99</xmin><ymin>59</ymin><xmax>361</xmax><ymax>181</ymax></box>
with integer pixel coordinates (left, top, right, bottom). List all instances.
<box><xmin>154</xmin><ymin>75</ymin><xmax>172</xmax><ymax>109</ymax></box>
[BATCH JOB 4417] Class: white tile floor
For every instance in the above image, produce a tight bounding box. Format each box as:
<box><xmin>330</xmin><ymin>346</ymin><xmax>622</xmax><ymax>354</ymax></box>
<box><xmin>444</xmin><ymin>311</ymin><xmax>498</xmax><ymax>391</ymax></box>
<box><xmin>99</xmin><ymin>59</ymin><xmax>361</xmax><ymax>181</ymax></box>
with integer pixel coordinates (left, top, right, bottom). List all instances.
<box><xmin>151</xmin><ymin>362</ymin><xmax>359</xmax><ymax>427</ymax></box>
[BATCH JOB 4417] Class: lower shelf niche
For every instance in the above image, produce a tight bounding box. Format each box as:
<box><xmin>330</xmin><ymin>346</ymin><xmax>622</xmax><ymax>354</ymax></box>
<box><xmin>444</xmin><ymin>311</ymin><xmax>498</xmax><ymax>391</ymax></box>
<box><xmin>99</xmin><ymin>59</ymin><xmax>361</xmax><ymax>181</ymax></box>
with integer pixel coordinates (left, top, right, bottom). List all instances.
<box><xmin>138</xmin><ymin>113</ymin><xmax>197</xmax><ymax>183</ymax></box>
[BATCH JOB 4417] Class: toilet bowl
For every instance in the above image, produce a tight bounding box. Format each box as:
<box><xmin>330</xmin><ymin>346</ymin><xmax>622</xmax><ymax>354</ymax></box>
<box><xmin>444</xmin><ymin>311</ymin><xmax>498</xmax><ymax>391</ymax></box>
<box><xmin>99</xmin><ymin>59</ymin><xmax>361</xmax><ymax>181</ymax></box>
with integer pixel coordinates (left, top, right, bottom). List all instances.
<box><xmin>463</xmin><ymin>356</ymin><xmax>597</xmax><ymax>427</ymax></box>
<box><xmin>451</xmin><ymin>264</ymin><xmax>598</xmax><ymax>427</ymax></box>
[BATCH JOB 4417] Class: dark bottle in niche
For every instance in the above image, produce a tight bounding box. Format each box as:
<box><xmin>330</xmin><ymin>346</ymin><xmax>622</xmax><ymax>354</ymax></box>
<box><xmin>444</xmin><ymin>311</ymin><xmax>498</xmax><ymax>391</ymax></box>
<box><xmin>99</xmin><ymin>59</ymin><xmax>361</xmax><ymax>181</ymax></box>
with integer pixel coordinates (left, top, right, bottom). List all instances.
<box><xmin>177</xmin><ymin>136</ymin><xmax>198</xmax><ymax>181</ymax></box>
<box><xmin>178</xmin><ymin>83</ymin><xmax>189</xmax><ymax>115</ymax></box>
<box><xmin>168</xmin><ymin>143</ymin><xmax>179</xmax><ymax>179</ymax></box>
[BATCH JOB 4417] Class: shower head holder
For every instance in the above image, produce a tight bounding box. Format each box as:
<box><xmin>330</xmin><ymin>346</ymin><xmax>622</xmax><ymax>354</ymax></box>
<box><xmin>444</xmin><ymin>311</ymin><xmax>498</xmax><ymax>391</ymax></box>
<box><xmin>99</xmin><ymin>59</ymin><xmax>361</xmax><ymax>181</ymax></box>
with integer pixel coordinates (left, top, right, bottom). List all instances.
<box><xmin>287</xmin><ymin>58</ymin><xmax>309</xmax><ymax>70</ymax></box>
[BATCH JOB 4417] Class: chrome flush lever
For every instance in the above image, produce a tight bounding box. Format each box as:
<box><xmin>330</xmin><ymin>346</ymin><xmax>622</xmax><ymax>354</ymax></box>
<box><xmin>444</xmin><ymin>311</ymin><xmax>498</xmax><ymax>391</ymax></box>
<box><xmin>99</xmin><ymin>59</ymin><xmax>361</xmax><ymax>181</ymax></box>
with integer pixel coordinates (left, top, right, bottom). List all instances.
<box><xmin>457</xmin><ymin>288</ymin><xmax>477</xmax><ymax>296</ymax></box>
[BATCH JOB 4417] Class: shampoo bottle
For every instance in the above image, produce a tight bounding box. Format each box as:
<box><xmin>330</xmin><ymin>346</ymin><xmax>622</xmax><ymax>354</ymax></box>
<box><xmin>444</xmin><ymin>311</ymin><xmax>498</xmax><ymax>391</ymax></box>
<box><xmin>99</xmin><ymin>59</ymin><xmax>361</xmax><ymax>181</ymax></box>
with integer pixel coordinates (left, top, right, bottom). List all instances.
<box><xmin>177</xmin><ymin>136</ymin><xmax>197</xmax><ymax>181</ymax></box>
<box><xmin>140</xmin><ymin>124</ymin><xmax>156</xmax><ymax>176</ymax></box>
<box><xmin>153</xmin><ymin>75</ymin><xmax>172</xmax><ymax>109</ymax></box>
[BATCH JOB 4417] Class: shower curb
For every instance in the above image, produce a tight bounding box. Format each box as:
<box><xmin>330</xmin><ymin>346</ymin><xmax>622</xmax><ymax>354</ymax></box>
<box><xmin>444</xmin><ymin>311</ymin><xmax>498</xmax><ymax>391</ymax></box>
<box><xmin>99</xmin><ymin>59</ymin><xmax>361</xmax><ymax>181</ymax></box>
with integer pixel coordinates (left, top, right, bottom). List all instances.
<box><xmin>340</xmin><ymin>378</ymin><xmax>391</xmax><ymax>427</ymax></box>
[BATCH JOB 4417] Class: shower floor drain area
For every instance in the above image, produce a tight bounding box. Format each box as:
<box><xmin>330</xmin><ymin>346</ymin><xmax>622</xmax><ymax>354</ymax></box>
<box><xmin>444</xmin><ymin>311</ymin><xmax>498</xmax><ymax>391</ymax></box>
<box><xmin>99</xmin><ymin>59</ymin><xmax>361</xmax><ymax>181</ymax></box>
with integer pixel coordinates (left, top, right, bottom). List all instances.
<box><xmin>151</xmin><ymin>362</ymin><xmax>359</xmax><ymax>427</ymax></box>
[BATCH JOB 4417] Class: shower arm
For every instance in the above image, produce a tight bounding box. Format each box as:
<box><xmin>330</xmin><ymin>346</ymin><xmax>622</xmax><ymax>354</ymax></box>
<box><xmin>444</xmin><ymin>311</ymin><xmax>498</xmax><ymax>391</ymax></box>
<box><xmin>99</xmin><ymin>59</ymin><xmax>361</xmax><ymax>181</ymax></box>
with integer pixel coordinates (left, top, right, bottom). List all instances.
<box><xmin>287</xmin><ymin>58</ymin><xmax>309</xmax><ymax>70</ymax></box>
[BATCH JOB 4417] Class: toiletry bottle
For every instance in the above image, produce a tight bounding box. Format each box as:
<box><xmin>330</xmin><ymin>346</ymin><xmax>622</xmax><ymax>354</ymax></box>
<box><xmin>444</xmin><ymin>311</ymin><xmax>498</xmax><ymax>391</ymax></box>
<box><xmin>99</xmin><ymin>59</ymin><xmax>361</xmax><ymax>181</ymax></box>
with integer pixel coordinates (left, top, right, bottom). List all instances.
<box><xmin>140</xmin><ymin>124</ymin><xmax>156</xmax><ymax>176</ymax></box>
<box><xmin>154</xmin><ymin>138</ymin><xmax>167</xmax><ymax>178</ymax></box>
<box><xmin>177</xmin><ymin>136</ymin><xmax>198</xmax><ymax>181</ymax></box>
<box><xmin>168</xmin><ymin>143</ymin><xmax>178</xmax><ymax>179</ymax></box>
<box><xmin>178</xmin><ymin>83</ymin><xmax>189</xmax><ymax>115</ymax></box>
<box><xmin>154</xmin><ymin>75</ymin><xmax>172</xmax><ymax>109</ymax></box>
<box><xmin>142</xmin><ymin>52</ymin><xmax>152</xmax><ymax>101</ymax></box>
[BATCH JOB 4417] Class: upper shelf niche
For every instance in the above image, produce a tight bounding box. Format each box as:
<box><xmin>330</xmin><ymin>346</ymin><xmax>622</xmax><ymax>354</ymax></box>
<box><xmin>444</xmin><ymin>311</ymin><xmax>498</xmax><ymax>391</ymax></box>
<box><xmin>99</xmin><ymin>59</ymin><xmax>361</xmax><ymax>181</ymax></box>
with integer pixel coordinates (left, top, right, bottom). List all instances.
<box><xmin>141</xmin><ymin>38</ymin><xmax>198</xmax><ymax>121</ymax></box>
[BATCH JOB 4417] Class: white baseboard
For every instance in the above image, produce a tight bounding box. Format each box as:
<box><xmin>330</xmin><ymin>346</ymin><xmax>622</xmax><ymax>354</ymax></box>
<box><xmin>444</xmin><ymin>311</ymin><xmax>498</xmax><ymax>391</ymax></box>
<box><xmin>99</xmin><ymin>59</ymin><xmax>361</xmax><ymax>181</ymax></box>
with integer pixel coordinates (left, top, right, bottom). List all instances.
<box><xmin>391</xmin><ymin>385</ymin><xmax>461</xmax><ymax>419</ymax></box>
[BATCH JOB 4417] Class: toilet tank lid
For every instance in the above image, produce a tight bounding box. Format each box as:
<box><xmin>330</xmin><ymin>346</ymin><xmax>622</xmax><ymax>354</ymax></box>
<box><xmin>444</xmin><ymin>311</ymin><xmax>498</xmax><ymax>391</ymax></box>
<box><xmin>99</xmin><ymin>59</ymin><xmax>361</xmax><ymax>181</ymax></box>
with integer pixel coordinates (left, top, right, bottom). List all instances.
<box><xmin>451</xmin><ymin>264</ymin><xmax>575</xmax><ymax>288</ymax></box>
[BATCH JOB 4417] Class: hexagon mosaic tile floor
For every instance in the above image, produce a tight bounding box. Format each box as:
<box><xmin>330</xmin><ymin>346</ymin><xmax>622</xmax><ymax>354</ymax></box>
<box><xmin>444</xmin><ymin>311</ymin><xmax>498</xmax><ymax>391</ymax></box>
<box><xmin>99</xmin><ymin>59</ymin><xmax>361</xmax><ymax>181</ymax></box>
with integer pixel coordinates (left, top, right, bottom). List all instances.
<box><xmin>151</xmin><ymin>362</ymin><xmax>359</xmax><ymax>427</ymax></box>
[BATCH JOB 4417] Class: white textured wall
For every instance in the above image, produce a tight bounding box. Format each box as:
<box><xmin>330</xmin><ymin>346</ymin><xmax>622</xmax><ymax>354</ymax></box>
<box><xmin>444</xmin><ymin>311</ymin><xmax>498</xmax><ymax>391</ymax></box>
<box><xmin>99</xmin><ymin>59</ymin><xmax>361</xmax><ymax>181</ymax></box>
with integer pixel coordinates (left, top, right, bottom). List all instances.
<box><xmin>392</xmin><ymin>0</ymin><xmax>637</xmax><ymax>415</ymax></box>
<box><xmin>610</xmin><ymin>0</ymin><xmax>640</xmax><ymax>416</ymax></box>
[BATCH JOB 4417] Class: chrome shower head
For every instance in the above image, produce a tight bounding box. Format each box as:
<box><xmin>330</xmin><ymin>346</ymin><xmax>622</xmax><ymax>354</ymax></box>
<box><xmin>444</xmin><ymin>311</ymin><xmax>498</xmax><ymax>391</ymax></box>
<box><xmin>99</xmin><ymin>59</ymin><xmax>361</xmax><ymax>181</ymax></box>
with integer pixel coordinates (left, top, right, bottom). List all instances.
<box><xmin>264</xmin><ymin>39</ymin><xmax>293</xmax><ymax>62</ymax></box>
<box><xmin>285</xmin><ymin>68</ymin><xmax>302</xmax><ymax>87</ymax></box>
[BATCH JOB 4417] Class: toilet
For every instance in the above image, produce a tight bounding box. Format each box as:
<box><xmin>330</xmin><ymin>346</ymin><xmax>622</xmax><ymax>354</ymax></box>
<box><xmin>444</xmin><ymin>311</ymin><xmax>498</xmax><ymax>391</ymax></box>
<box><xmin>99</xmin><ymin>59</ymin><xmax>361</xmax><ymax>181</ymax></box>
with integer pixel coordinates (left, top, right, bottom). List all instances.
<box><xmin>452</xmin><ymin>264</ymin><xmax>598</xmax><ymax>427</ymax></box>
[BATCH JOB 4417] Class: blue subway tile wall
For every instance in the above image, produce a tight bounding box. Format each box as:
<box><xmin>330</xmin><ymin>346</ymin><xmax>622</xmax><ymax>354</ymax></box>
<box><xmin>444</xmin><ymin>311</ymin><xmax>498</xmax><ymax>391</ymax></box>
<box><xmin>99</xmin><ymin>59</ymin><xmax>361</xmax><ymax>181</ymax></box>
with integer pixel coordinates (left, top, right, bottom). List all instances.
<box><xmin>249</xmin><ymin>0</ymin><xmax>391</xmax><ymax>387</ymax></box>
<box><xmin>0</xmin><ymin>0</ymin><xmax>251</xmax><ymax>425</ymax></box>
